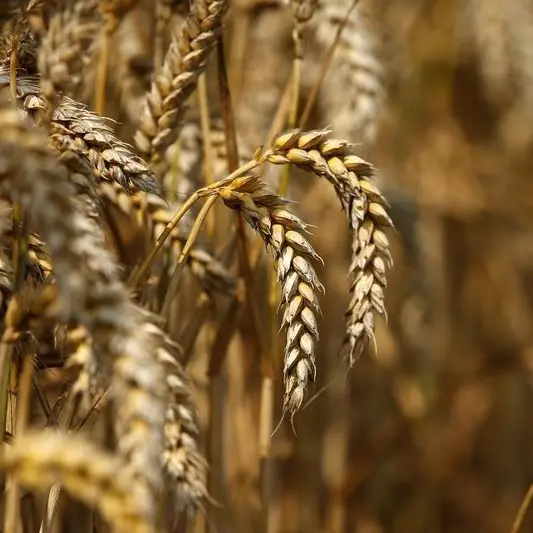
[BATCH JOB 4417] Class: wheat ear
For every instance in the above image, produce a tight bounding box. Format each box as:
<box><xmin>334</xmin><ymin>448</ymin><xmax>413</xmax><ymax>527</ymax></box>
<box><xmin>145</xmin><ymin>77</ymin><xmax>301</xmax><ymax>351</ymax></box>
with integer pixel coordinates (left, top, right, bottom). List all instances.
<box><xmin>311</xmin><ymin>2</ymin><xmax>385</xmax><ymax>144</ymax></box>
<box><xmin>1</xmin><ymin>431</ymin><xmax>154</xmax><ymax>533</ymax></box>
<box><xmin>210</xmin><ymin>175</ymin><xmax>322</xmax><ymax>414</ymax></box>
<box><xmin>8</xmin><ymin>74</ymin><xmax>160</xmax><ymax>196</ymax></box>
<box><xmin>37</xmin><ymin>0</ymin><xmax>99</xmax><ymax>100</ymax></box>
<box><xmin>135</xmin><ymin>0</ymin><xmax>229</xmax><ymax>177</ymax></box>
<box><xmin>0</xmin><ymin>107</ymin><xmax>165</xmax><ymax>523</ymax></box>
<box><xmin>149</xmin><ymin>323</ymin><xmax>207</xmax><ymax>513</ymax></box>
<box><xmin>267</xmin><ymin>128</ymin><xmax>393</xmax><ymax>364</ymax></box>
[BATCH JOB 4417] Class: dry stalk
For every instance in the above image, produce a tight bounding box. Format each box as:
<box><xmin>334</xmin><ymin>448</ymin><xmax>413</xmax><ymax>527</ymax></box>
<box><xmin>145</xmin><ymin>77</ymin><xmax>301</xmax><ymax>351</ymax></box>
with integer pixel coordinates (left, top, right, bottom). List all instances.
<box><xmin>0</xmin><ymin>106</ymin><xmax>166</xmax><ymax>524</ymax></box>
<box><xmin>100</xmin><ymin>181</ymin><xmax>236</xmax><ymax>296</ymax></box>
<box><xmin>1</xmin><ymin>431</ymin><xmax>155</xmax><ymax>533</ymax></box>
<box><xmin>267</xmin><ymin>128</ymin><xmax>393</xmax><ymax>364</ymax></box>
<box><xmin>209</xmin><ymin>175</ymin><xmax>323</xmax><ymax>415</ymax></box>
<box><xmin>135</xmin><ymin>0</ymin><xmax>229</xmax><ymax>178</ymax></box>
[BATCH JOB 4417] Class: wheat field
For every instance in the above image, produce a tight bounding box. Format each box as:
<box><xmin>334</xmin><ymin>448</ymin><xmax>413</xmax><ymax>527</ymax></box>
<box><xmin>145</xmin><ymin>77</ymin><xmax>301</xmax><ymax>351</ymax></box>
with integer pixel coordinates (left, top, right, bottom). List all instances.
<box><xmin>0</xmin><ymin>1</ymin><xmax>532</xmax><ymax>532</ymax></box>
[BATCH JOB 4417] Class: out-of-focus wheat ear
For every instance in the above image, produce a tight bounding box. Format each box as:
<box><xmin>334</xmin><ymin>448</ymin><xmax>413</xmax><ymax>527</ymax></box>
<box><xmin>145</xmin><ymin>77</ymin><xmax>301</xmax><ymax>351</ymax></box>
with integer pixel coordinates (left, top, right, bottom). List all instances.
<box><xmin>154</xmin><ymin>0</ymin><xmax>189</xmax><ymax>69</ymax></box>
<box><xmin>8</xmin><ymin>75</ymin><xmax>160</xmax><ymax>196</ymax></box>
<box><xmin>0</xmin><ymin>107</ymin><xmax>166</xmax><ymax>522</ymax></box>
<box><xmin>65</xmin><ymin>324</ymin><xmax>109</xmax><ymax>403</ymax></box>
<box><xmin>37</xmin><ymin>0</ymin><xmax>99</xmax><ymax>103</ymax></box>
<box><xmin>462</xmin><ymin>0</ymin><xmax>533</xmax><ymax>144</ymax></box>
<box><xmin>268</xmin><ymin>128</ymin><xmax>393</xmax><ymax>366</ymax></box>
<box><xmin>311</xmin><ymin>1</ymin><xmax>385</xmax><ymax>144</ymax></box>
<box><xmin>209</xmin><ymin>175</ymin><xmax>322</xmax><ymax>415</ymax></box>
<box><xmin>146</xmin><ymin>323</ymin><xmax>207</xmax><ymax>513</ymax></box>
<box><xmin>0</xmin><ymin>248</ymin><xmax>13</xmax><ymax>313</ymax></box>
<box><xmin>134</xmin><ymin>0</ymin><xmax>229</xmax><ymax>178</ymax></box>
<box><xmin>1</xmin><ymin>431</ymin><xmax>155</xmax><ymax>533</ymax></box>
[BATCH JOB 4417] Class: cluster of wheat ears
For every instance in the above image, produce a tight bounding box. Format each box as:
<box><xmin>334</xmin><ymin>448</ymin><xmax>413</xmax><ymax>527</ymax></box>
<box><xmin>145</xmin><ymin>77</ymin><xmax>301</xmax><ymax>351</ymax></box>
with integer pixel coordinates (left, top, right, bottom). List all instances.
<box><xmin>0</xmin><ymin>0</ymin><xmax>396</xmax><ymax>532</ymax></box>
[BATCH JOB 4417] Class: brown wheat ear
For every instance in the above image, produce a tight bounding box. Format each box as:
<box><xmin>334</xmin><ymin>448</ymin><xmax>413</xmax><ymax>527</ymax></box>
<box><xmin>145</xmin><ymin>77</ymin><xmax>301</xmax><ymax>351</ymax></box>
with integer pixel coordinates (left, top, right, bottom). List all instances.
<box><xmin>267</xmin><ymin>128</ymin><xmax>393</xmax><ymax>365</ymax></box>
<box><xmin>147</xmin><ymin>323</ymin><xmax>208</xmax><ymax>513</ymax></box>
<box><xmin>210</xmin><ymin>175</ymin><xmax>323</xmax><ymax>415</ymax></box>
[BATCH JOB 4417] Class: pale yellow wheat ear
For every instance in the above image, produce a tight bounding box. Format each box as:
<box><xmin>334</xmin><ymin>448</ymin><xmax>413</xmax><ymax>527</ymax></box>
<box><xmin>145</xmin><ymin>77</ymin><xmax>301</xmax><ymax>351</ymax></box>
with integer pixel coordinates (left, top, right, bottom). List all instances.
<box><xmin>311</xmin><ymin>0</ymin><xmax>385</xmax><ymax>144</ymax></box>
<box><xmin>135</xmin><ymin>0</ymin><xmax>229</xmax><ymax>178</ymax></box>
<box><xmin>1</xmin><ymin>431</ymin><xmax>155</xmax><ymax>533</ymax></box>
<box><xmin>461</xmin><ymin>0</ymin><xmax>533</xmax><ymax>145</ymax></box>
<box><xmin>208</xmin><ymin>175</ymin><xmax>323</xmax><ymax>415</ymax></box>
<box><xmin>267</xmin><ymin>128</ymin><xmax>393</xmax><ymax>365</ymax></box>
<box><xmin>0</xmin><ymin>106</ymin><xmax>166</xmax><ymax>524</ymax></box>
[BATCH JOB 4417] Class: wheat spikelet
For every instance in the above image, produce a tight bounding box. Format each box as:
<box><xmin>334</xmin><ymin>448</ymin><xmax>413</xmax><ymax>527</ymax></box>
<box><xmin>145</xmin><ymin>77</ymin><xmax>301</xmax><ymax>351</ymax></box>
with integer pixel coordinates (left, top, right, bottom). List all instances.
<box><xmin>311</xmin><ymin>1</ymin><xmax>385</xmax><ymax>144</ymax></box>
<box><xmin>0</xmin><ymin>107</ymin><xmax>166</xmax><ymax>521</ymax></box>
<box><xmin>134</xmin><ymin>0</ymin><xmax>229</xmax><ymax>177</ymax></box>
<box><xmin>211</xmin><ymin>175</ymin><xmax>322</xmax><ymax>414</ymax></box>
<box><xmin>267</xmin><ymin>128</ymin><xmax>393</xmax><ymax>365</ymax></box>
<box><xmin>7</xmin><ymin>73</ymin><xmax>160</xmax><ymax>195</ymax></box>
<box><xmin>1</xmin><ymin>431</ymin><xmax>154</xmax><ymax>533</ymax></box>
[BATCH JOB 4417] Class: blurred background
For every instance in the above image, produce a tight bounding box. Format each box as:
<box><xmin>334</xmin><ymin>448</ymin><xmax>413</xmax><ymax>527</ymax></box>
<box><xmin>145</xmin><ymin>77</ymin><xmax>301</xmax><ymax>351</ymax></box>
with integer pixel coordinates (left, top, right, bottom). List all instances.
<box><xmin>22</xmin><ymin>0</ymin><xmax>533</xmax><ymax>531</ymax></box>
<box><xmin>188</xmin><ymin>1</ymin><xmax>533</xmax><ymax>532</ymax></box>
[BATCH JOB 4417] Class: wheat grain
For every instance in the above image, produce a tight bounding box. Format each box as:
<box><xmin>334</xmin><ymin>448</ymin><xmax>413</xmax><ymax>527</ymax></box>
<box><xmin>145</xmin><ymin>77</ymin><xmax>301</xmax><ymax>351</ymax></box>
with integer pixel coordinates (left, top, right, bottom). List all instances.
<box><xmin>6</xmin><ymin>73</ymin><xmax>160</xmax><ymax>196</ymax></box>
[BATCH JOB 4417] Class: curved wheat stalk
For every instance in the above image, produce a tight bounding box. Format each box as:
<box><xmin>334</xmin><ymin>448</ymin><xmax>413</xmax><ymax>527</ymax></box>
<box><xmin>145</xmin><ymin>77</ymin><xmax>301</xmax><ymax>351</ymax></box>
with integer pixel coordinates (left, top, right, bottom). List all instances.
<box><xmin>0</xmin><ymin>107</ymin><xmax>165</xmax><ymax>523</ymax></box>
<box><xmin>135</xmin><ymin>0</ymin><xmax>229</xmax><ymax>178</ymax></box>
<box><xmin>267</xmin><ymin>128</ymin><xmax>393</xmax><ymax>365</ymax></box>
<box><xmin>210</xmin><ymin>175</ymin><xmax>323</xmax><ymax>414</ymax></box>
<box><xmin>1</xmin><ymin>431</ymin><xmax>154</xmax><ymax>533</ymax></box>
